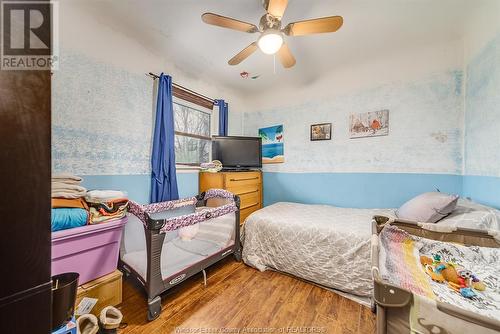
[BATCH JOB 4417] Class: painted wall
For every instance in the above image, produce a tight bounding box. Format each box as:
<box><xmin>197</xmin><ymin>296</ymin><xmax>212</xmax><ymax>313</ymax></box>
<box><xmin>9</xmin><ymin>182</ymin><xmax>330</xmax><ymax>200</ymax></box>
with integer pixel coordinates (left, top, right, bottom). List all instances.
<box><xmin>462</xmin><ymin>1</ymin><xmax>500</xmax><ymax>208</ymax></box>
<box><xmin>52</xmin><ymin>1</ymin><xmax>244</xmax><ymax>203</ymax></box>
<box><xmin>243</xmin><ymin>41</ymin><xmax>465</xmax><ymax>208</ymax></box>
<box><xmin>263</xmin><ymin>173</ymin><xmax>462</xmax><ymax>209</ymax></box>
<box><xmin>52</xmin><ymin>2</ymin><xmax>499</xmax><ymax>209</ymax></box>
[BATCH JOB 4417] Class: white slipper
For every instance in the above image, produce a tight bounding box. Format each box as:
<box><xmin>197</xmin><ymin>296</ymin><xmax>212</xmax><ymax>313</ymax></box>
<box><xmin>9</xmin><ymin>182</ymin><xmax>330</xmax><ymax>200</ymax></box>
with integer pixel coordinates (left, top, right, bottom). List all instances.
<box><xmin>76</xmin><ymin>314</ymin><xmax>99</xmax><ymax>334</ymax></box>
<box><xmin>99</xmin><ymin>306</ymin><xmax>123</xmax><ymax>331</ymax></box>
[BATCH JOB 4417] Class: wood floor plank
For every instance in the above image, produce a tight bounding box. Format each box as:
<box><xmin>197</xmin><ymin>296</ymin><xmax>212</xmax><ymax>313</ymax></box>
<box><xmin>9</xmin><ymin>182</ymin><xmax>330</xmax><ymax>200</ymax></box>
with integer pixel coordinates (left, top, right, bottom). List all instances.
<box><xmin>267</xmin><ymin>280</ymin><xmax>314</xmax><ymax>328</ymax></box>
<box><xmin>227</xmin><ymin>272</ymin><xmax>298</xmax><ymax>328</ymax></box>
<box><xmin>358</xmin><ymin>305</ymin><xmax>376</xmax><ymax>334</ymax></box>
<box><xmin>312</xmin><ymin>313</ymin><xmax>340</xmax><ymax>332</ymax></box>
<box><xmin>178</xmin><ymin>270</ymin><xmax>261</xmax><ymax>328</ymax></box>
<box><xmin>224</xmin><ymin>270</ymin><xmax>281</xmax><ymax>327</ymax></box>
<box><xmin>152</xmin><ymin>263</ymin><xmax>255</xmax><ymax>330</ymax></box>
<box><xmin>117</xmin><ymin>260</ymin><xmax>376</xmax><ymax>334</ymax></box>
<box><xmin>334</xmin><ymin>296</ymin><xmax>362</xmax><ymax>334</ymax></box>
<box><xmin>161</xmin><ymin>262</ymin><xmax>248</xmax><ymax>321</ymax></box>
<box><xmin>317</xmin><ymin>288</ymin><xmax>343</xmax><ymax>321</ymax></box>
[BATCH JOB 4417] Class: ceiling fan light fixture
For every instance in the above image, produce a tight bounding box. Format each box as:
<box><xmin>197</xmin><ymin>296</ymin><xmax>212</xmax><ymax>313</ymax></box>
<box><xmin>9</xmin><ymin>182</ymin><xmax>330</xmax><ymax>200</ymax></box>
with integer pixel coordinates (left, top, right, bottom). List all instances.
<box><xmin>257</xmin><ymin>30</ymin><xmax>283</xmax><ymax>55</ymax></box>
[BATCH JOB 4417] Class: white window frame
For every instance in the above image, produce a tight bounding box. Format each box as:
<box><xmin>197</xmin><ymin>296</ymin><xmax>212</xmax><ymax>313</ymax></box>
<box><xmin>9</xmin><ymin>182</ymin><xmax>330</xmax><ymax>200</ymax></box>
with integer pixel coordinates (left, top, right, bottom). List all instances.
<box><xmin>172</xmin><ymin>96</ymin><xmax>213</xmax><ymax>168</ymax></box>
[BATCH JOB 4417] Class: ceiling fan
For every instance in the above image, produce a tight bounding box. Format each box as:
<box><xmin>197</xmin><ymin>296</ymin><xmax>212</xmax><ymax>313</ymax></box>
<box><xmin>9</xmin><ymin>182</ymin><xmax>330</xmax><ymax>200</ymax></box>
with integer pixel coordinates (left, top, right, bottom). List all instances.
<box><xmin>201</xmin><ymin>0</ymin><xmax>343</xmax><ymax>69</ymax></box>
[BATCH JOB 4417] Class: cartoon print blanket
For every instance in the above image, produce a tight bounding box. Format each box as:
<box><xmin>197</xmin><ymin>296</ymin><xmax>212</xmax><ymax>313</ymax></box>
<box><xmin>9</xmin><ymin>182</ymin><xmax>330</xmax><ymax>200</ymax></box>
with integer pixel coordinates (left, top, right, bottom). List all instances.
<box><xmin>379</xmin><ymin>225</ymin><xmax>500</xmax><ymax>321</ymax></box>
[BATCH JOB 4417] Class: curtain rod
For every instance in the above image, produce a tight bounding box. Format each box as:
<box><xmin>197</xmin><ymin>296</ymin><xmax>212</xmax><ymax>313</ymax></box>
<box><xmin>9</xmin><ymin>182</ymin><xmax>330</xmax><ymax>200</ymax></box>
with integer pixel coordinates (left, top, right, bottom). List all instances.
<box><xmin>146</xmin><ymin>72</ymin><xmax>215</xmax><ymax>104</ymax></box>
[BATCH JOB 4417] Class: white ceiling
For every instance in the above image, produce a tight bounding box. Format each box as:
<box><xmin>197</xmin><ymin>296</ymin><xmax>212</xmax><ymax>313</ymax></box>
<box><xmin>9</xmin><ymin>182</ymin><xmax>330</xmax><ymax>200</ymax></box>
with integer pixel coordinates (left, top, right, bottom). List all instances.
<box><xmin>78</xmin><ymin>0</ymin><xmax>482</xmax><ymax>94</ymax></box>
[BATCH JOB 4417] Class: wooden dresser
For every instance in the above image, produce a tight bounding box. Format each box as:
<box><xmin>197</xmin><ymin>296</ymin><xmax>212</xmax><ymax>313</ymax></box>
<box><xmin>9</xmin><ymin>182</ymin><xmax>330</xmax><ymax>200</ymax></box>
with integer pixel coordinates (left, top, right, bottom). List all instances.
<box><xmin>199</xmin><ymin>170</ymin><xmax>262</xmax><ymax>224</ymax></box>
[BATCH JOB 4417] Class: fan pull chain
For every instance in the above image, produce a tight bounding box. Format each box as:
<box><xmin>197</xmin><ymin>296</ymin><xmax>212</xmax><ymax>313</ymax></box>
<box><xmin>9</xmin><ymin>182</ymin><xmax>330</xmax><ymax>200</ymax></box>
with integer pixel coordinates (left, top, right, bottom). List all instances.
<box><xmin>273</xmin><ymin>54</ymin><xmax>276</xmax><ymax>74</ymax></box>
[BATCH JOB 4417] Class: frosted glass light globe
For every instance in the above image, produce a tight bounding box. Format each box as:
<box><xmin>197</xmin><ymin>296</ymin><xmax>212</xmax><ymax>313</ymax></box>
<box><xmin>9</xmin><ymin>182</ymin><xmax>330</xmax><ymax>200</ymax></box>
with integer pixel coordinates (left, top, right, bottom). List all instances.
<box><xmin>258</xmin><ymin>30</ymin><xmax>283</xmax><ymax>55</ymax></box>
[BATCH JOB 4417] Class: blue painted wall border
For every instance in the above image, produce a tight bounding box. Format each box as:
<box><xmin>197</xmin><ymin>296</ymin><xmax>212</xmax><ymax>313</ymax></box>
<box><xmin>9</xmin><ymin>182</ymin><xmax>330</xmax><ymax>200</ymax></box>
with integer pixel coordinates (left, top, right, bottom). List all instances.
<box><xmin>462</xmin><ymin>175</ymin><xmax>500</xmax><ymax>209</ymax></box>
<box><xmin>263</xmin><ymin>172</ymin><xmax>463</xmax><ymax>208</ymax></box>
<box><xmin>81</xmin><ymin>173</ymin><xmax>199</xmax><ymax>204</ymax></box>
<box><xmin>79</xmin><ymin>172</ymin><xmax>498</xmax><ymax>210</ymax></box>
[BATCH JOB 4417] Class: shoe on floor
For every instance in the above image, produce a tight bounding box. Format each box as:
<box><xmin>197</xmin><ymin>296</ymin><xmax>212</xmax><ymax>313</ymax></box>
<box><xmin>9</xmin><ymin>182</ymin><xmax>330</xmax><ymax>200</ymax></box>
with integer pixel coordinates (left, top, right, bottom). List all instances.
<box><xmin>99</xmin><ymin>306</ymin><xmax>123</xmax><ymax>333</ymax></box>
<box><xmin>77</xmin><ymin>314</ymin><xmax>99</xmax><ymax>334</ymax></box>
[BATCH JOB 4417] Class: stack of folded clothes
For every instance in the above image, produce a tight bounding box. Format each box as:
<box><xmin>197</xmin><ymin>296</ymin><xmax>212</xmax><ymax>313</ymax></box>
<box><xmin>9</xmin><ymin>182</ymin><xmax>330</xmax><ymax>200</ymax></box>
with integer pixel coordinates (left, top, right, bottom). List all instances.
<box><xmin>52</xmin><ymin>173</ymin><xmax>87</xmax><ymax>198</ymax></box>
<box><xmin>51</xmin><ymin>174</ymin><xmax>89</xmax><ymax>232</ymax></box>
<box><xmin>85</xmin><ymin>190</ymin><xmax>129</xmax><ymax>224</ymax></box>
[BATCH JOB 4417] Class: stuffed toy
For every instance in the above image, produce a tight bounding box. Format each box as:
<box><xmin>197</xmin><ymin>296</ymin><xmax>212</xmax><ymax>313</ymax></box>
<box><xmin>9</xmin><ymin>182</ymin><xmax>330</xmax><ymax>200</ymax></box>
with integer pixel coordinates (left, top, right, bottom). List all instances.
<box><xmin>421</xmin><ymin>253</ymin><xmax>486</xmax><ymax>299</ymax></box>
<box><xmin>420</xmin><ymin>255</ymin><xmax>433</xmax><ymax>266</ymax></box>
<box><xmin>441</xmin><ymin>265</ymin><xmax>460</xmax><ymax>285</ymax></box>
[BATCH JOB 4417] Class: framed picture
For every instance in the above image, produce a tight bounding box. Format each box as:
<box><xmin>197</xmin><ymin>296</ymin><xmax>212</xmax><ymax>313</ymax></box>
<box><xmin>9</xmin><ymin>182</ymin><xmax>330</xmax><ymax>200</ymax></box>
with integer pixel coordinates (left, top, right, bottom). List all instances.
<box><xmin>258</xmin><ymin>125</ymin><xmax>284</xmax><ymax>164</ymax></box>
<box><xmin>310</xmin><ymin>123</ymin><xmax>332</xmax><ymax>141</ymax></box>
<box><xmin>349</xmin><ymin>109</ymin><xmax>389</xmax><ymax>138</ymax></box>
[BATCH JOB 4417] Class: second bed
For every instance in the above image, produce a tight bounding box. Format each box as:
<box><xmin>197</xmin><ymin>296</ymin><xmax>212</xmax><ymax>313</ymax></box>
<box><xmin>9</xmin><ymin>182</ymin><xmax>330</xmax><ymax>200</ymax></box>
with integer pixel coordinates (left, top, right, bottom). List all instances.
<box><xmin>241</xmin><ymin>199</ymin><xmax>500</xmax><ymax>298</ymax></box>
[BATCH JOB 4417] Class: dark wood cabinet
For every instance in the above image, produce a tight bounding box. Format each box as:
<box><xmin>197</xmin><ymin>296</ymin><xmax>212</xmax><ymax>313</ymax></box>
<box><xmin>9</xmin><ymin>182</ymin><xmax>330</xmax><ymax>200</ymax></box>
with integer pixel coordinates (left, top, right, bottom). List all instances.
<box><xmin>0</xmin><ymin>68</ymin><xmax>52</xmax><ymax>332</ymax></box>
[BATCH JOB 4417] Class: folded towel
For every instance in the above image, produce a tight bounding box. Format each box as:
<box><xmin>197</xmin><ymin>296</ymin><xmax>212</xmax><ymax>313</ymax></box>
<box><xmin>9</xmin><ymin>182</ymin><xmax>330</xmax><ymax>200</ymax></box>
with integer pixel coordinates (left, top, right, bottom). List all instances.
<box><xmin>52</xmin><ymin>173</ymin><xmax>83</xmax><ymax>183</ymax></box>
<box><xmin>52</xmin><ymin>197</ymin><xmax>89</xmax><ymax>210</ymax></box>
<box><xmin>51</xmin><ymin>191</ymin><xmax>87</xmax><ymax>199</ymax></box>
<box><xmin>85</xmin><ymin>190</ymin><xmax>127</xmax><ymax>203</ymax></box>
<box><xmin>89</xmin><ymin>207</ymin><xmax>126</xmax><ymax>224</ymax></box>
<box><xmin>97</xmin><ymin>202</ymin><xmax>129</xmax><ymax>216</ymax></box>
<box><xmin>52</xmin><ymin>182</ymin><xmax>87</xmax><ymax>192</ymax></box>
<box><xmin>51</xmin><ymin>179</ymin><xmax>87</xmax><ymax>198</ymax></box>
<box><xmin>51</xmin><ymin>208</ymin><xmax>88</xmax><ymax>232</ymax></box>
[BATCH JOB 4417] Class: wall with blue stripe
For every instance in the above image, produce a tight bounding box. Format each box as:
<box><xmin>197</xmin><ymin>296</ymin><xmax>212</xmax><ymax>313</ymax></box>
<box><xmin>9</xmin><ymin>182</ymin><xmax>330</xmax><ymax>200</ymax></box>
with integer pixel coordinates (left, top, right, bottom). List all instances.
<box><xmin>262</xmin><ymin>172</ymin><xmax>462</xmax><ymax>208</ymax></box>
<box><xmin>52</xmin><ymin>2</ymin><xmax>499</xmax><ymax>210</ymax></box>
<box><xmin>462</xmin><ymin>176</ymin><xmax>500</xmax><ymax>209</ymax></box>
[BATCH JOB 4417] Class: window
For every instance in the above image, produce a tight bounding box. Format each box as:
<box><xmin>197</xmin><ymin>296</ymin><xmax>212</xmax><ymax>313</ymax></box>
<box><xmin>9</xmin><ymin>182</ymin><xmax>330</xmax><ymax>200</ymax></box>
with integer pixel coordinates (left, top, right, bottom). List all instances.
<box><xmin>173</xmin><ymin>101</ymin><xmax>211</xmax><ymax>165</ymax></box>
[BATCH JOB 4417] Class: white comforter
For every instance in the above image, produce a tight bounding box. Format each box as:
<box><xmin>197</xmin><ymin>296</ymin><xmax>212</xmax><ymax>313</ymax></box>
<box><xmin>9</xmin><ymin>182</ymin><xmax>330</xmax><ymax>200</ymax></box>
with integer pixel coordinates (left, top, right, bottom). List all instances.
<box><xmin>241</xmin><ymin>202</ymin><xmax>395</xmax><ymax>297</ymax></box>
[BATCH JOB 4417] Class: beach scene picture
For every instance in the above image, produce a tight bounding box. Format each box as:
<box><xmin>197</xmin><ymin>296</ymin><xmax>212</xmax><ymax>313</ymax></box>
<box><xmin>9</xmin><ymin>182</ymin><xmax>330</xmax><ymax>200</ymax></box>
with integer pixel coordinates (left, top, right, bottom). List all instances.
<box><xmin>259</xmin><ymin>125</ymin><xmax>284</xmax><ymax>164</ymax></box>
<box><xmin>349</xmin><ymin>109</ymin><xmax>389</xmax><ymax>138</ymax></box>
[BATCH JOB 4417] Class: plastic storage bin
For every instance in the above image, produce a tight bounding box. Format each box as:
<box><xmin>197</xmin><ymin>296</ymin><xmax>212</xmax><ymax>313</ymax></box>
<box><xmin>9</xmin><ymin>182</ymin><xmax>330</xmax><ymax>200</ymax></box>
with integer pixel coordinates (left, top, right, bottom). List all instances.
<box><xmin>51</xmin><ymin>217</ymin><xmax>127</xmax><ymax>285</ymax></box>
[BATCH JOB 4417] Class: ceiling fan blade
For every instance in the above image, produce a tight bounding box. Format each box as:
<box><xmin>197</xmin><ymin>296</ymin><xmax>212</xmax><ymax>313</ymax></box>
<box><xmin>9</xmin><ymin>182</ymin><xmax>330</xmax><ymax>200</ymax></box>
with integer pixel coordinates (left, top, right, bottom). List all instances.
<box><xmin>265</xmin><ymin>0</ymin><xmax>288</xmax><ymax>18</ymax></box>
<box><xmin>277</xmin><ymin>43</ymin><xmax>296</xmax><ymax>68</ymax></box>
<box><xmin>202</xmin><ymin>13</ymin><xmax>258</xmax><ymax>33</ymax></box>
<box><xmin>283</xmin><ymin>16</ymin><xmax>343</xmax><ymax>36</ymax></box>
<box><xmin>228</xmin><ymin>42</ymin><xmax>258</xmax><ymax>65</ymax></box>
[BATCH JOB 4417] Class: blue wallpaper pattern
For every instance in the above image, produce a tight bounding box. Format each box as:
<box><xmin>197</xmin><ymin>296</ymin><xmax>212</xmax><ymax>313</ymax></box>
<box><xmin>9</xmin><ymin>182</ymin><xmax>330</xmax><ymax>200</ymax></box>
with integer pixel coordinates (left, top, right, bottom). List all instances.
<box><xmin>52</xmin><ymin>51</ymin><xmax>154</xmax><ymax>174</ymax></box>
<box><xmin>465</xmin><ymin>33</ymin><xmax>500</xmax><ymax>177</ymax></box>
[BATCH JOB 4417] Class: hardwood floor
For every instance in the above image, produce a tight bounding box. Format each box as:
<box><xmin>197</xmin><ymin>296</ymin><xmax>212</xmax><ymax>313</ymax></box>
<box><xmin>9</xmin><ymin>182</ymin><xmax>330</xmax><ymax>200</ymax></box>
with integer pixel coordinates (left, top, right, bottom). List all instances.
<box><xmin>118</xmin><ymin>258</ymin><xmax>376</xmax><ymax>334</ymax></box>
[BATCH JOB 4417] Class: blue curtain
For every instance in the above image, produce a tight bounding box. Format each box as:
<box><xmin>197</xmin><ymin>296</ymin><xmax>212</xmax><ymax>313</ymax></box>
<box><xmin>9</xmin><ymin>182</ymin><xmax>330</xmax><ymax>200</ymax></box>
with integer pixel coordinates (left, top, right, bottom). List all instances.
<box><xmin>216</xmin><ymin>99</ymin><xmax>228</xmax><ymax>136</ymax></box>
<box><xmin>150</xmin><ymin>73</ymin><xmax>179</xmax><ymax>203</ymax></box>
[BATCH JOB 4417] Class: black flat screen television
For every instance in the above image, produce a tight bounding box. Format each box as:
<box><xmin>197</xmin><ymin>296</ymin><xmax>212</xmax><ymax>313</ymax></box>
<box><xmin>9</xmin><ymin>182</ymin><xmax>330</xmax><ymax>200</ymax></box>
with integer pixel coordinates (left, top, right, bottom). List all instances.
<box><xmin>212</xmin><ymin>136</ymin><xmax>262</xmax><ymax>169</ymax></box>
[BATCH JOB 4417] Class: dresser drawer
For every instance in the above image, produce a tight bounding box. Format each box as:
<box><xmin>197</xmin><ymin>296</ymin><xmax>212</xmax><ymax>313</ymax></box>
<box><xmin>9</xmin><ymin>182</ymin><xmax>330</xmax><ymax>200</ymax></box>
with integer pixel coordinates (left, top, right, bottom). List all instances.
<box><xmin>240</xmin><ymin>205</ymin><xmax>259</xmax><ymax>224</ymax></box>
<box><xmin>229</xmin><ymin>187</ymin><xmax>261</xmax><ymax>209</ymax></box>
<box><xmin>224</xmin><ymin>172</ymin><xmax>261</xmax><ymax>188</ymax></box>
<box><xmin>226</xmin><ymin>184</ymin><xmax>260</xmax><ymax>197</ymax></box>
<box><xmin>238</xmin><ymin>191</ymin><xmax>260</xmax><ymax>211</ymax></box>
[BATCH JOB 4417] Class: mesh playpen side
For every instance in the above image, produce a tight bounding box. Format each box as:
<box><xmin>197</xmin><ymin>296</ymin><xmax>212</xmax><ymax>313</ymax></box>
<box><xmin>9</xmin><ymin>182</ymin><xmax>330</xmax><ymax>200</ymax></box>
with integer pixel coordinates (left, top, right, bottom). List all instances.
<box><xmin>371</xmin><ymin>216</ymin><xmax>500</xmax><ymax>334</ymax></box>
<box><xmin>120</xmin><ymin>189</ymin><xmax>241</xmax><ymax>320</ymax></box>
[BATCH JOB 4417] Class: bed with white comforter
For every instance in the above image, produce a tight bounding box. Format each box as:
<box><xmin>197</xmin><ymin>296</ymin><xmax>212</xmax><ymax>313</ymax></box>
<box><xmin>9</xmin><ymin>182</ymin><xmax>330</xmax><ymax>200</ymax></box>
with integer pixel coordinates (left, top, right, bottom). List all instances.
<box><xmin>241</xmin><ymin>202</ymin><xmax>394</xmax><ymax>297</ymax></box>
<box><xmin>241</xmin><ymin>199</ymin><xmax>500</xmax><ymax>298</ymax></box>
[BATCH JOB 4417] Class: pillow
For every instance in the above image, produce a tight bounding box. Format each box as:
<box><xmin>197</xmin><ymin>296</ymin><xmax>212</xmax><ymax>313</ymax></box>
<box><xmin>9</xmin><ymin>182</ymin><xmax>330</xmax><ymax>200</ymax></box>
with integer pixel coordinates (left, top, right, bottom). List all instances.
<box><xmin>396</xmin><ymin>192</ymin><xmax>459</xmax><ymax>223</ymax></box>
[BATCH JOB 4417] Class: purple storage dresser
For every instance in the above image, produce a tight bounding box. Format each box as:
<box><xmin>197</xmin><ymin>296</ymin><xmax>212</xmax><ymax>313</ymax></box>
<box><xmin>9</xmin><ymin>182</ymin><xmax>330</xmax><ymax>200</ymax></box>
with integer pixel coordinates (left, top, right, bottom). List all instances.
<box><xmin>51</xmin><ymin>217</ymin><xmax>127</xmax><ymax>285</ymax></box>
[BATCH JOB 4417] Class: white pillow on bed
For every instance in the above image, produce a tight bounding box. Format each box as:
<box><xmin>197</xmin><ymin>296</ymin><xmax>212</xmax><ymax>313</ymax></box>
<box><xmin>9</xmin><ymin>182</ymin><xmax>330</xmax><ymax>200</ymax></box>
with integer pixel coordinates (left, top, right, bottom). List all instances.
<box><xmin>438</xmin><ymin>198</ymin><xmax>500</xmax><ymax>231</ymax></box>
<box><xmin>396</xmin><ymin>192</ymin><xmax>459</xmax><ymax>223</ymax></box>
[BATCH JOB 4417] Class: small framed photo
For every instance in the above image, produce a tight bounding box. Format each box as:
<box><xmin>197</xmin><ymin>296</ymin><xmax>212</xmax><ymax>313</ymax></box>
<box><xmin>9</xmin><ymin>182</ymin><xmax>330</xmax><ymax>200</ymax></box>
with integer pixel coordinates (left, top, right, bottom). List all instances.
<box><xmin>310</xmin><ymin>123</ymin><xmax>332</xmax><ymax>141</ymax></box>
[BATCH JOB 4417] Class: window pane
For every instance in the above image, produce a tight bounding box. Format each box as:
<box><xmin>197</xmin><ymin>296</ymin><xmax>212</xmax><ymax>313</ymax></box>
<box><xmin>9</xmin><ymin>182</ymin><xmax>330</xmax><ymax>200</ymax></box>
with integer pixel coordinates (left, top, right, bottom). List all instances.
<box><xmin>175</xmin><ymin>135</ymin><xmax>210</xmax><ymax>164</ymax></box>
<box><xmin>173</xmin><ymin>103</ymin><xmax>210</xmax><ymax>137</ymax></box>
